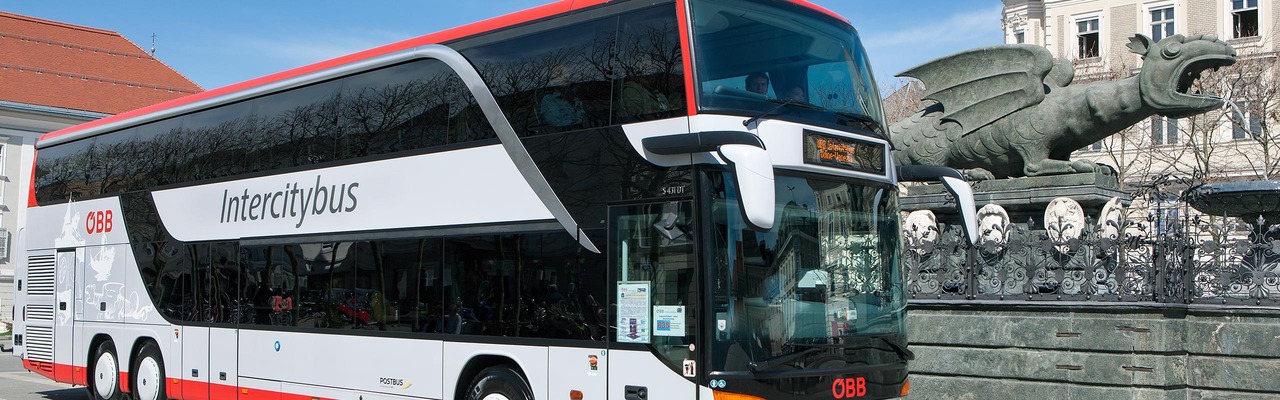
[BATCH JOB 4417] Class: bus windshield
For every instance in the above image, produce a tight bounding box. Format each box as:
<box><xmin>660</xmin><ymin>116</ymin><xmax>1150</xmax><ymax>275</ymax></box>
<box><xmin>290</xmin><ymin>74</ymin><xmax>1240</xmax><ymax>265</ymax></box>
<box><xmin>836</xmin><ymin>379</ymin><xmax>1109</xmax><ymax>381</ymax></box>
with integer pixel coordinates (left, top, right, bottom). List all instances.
<box><xmin>691</xmin><ymin>0</ymin><xmax>885</xmax><ymax>132</ymax></box>
<box><xmin>710</xmin><ymin>172</ymin><xmax>904</xmax><ymax>370</ymax></box>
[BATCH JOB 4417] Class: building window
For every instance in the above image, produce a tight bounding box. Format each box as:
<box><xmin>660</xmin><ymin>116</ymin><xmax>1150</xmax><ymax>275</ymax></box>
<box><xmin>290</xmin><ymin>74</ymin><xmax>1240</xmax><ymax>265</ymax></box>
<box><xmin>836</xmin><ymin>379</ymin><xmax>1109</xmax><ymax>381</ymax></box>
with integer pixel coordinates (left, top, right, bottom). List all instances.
<box><xmin>1150</xmin><ymin>7</ymin><xmax>1175</xmax><ymax>41</ymax></box>
<box><xmin>1077</xmin><ymin>18</ymin><xmax>1100</xmax><ymax>58</ymax></box>
<box><xmin>1233</xmin><ymin>0</ymin><xmax>1259</xmax><ymax>38</ymax></box>
<box><xmin>1091</xmin><ymin>140</ymin><xmax>1104</xmax><ymax>150</ymax></box>
<box><xmin>1151</xmin><ymin>116</ymin><xmax>1179</xmax><ymax>145</ymax></box>
<box><xmin>1233</xmin><ymin>101</ymin><xmax>1263</xmax><ymax>139</ymax></box>
<box><xmin>1157</xmin><ymin>208</ymin><xmax>1180</xmax><ymax>235</ymax></box>
<box><xmin>1014</xmin><ymin>30</ymin><xmax>1026</xmax><ymax>44</ymax></box>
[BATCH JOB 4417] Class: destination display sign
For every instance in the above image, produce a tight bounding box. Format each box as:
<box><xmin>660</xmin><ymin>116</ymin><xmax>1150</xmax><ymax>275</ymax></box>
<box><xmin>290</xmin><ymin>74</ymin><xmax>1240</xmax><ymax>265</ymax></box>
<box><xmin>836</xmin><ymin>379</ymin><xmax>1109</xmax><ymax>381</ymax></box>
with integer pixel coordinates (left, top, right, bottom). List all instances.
<box><xmin>802</xmin><ymin>130</ymin><xmax>885</xmax><ymax>174</ymax></box>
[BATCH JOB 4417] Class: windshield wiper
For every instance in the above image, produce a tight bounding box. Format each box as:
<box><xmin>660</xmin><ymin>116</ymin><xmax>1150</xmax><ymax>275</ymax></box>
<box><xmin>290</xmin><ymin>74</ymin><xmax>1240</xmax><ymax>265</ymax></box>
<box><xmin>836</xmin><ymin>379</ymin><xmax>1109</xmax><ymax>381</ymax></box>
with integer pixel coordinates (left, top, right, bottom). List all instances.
<box><xmin>743</xmin><ymin>99</ymin><xmax>796</xmax><ymax>127</ymax></box>
<box><xmin>787</xmin><ymin>336</ymin><xmax>914</xmax><ymax>362</ymax></box>
<box><xmin>832</xmin><ymin>111</ymin><xmax>884</xmax><ymax>133</ymax></box>
<box><xmin>748</xmin><ymin>347</ymin><xmax>823</xmax><ymax>372</ymax></box>
<box><xmin>743</xmin><ymin>98</ymin><xmax>826</xmax><ymax>127</ymax></box>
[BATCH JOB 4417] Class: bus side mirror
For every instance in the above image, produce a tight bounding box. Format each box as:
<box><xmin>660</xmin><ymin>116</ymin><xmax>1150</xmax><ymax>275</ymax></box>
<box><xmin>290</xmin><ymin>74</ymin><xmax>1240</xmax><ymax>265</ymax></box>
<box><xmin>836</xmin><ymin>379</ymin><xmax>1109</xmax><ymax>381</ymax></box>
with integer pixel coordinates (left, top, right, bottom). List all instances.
<box><xmin>718</xmin><ymin>144</ymin><xmax>775</xmax><ymax>231</ymax></box>
<box><xmin>639</xmin><ymin>132</ymin><xmax>775</xmax><ymax>231</ymax></box>
<box><xmin>898</xmin><ymin>165</ymin><xmax>979</xmax><ymax>245</ymax></box>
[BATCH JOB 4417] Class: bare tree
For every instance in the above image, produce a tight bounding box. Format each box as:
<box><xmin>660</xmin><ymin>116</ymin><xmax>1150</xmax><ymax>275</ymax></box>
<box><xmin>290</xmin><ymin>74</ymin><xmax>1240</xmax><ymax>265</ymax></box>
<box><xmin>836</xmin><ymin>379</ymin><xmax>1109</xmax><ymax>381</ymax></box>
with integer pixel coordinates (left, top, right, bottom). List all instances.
<box><xmin>880</xmin><ymin>78</ymin><xmax>927</xmax><ymax>126</ymax></box>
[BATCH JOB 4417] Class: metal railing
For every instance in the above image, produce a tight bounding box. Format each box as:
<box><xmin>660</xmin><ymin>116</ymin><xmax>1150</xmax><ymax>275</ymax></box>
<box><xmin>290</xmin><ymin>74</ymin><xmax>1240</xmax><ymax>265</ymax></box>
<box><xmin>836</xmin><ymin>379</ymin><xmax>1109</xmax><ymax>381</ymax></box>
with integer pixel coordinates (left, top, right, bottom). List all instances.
<box><xmin>905</xmin><ymin>179</ymin><xmax>1280</xmax><ymax>306</ymax></box>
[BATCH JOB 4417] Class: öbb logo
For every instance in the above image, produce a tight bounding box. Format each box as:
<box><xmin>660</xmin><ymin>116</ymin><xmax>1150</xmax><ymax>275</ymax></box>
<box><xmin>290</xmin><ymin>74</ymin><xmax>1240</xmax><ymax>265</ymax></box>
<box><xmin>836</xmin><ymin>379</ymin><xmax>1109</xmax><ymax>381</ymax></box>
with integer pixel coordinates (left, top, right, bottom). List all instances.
<box><xmin>831</xmin><ymin>376</ymin><xmax>866</xmax><ymax>399</ymax></box>
<box><xmin>85</xmin><ymin>210</ymin><xmax>114</xmax><ymax>234</ymax></box>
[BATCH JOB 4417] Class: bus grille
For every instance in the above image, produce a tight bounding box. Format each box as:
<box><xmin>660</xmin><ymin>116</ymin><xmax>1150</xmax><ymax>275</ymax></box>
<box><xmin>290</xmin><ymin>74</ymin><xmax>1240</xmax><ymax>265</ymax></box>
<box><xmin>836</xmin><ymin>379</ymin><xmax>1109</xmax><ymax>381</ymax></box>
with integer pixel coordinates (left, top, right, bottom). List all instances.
<box><xmin>26</xmin><ymin>254</ymin><xmax>56</xmax><ymax>296</ymax></box>
<box><xmin>26</xmin><ymin>304</ymin><xmax>54</xmax><ymax>321</ymax></box>
<box><xmin>24</xmin><ymin>325</ymin><xmax>54</xmax><ymax>366</ymax></box>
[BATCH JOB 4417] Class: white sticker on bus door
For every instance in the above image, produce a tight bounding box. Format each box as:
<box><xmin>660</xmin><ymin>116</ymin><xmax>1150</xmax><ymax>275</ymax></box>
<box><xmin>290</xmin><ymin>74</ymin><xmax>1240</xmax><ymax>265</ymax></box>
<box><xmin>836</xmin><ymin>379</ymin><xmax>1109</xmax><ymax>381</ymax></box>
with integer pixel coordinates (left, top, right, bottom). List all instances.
<box><xmin>616</xmin><ymin>282</ymin><xmax>650</xmax><ymax>343</ymax></box>
<box><xmin>653</xmin><ymin>305</ymin><xmax>685</xmax><ymax>337</ymax></box>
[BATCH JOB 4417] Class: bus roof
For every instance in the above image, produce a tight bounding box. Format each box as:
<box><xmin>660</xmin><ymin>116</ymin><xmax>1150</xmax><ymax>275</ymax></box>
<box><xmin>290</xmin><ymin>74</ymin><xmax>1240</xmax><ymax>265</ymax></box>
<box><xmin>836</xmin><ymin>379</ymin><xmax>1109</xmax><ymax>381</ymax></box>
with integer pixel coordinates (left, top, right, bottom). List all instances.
<box><xmin>37</xmin><ymin>0</ymin><xmax>848</xmax><ymax>146</ymax></box>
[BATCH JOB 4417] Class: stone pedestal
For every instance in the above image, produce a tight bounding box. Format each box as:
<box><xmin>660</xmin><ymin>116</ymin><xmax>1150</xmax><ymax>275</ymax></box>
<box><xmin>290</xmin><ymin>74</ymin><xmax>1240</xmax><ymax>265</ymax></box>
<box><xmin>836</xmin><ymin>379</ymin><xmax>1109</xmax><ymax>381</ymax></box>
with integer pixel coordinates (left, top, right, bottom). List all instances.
<box><xmin>900</xmin><ymin>169</ymin><xmax>1127</xmax><ymax>227</ymax></box>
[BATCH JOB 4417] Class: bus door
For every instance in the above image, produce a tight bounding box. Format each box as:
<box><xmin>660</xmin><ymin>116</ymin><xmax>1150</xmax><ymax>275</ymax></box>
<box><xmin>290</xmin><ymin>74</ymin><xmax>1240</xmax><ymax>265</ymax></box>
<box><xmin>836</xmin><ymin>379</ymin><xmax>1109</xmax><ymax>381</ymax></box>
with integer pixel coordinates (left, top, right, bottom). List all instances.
<box><xmin>179</xmin><ymin>243</ymin><xmax>211</xmax><ymax>400</ymax></box>
<box><xmin>609</xmin><ymin>200</ymin><xmax>700</xmax><ymax>399</ymax></box>
<box><xmin>206</xmin><ymin>242</ymin><xmax>239</xmax><ymax>399</ymax></box>
<box><xmin>53</xmin><ymin>250</ymin><xmax>77</xmax><ymax>383</ymax></box>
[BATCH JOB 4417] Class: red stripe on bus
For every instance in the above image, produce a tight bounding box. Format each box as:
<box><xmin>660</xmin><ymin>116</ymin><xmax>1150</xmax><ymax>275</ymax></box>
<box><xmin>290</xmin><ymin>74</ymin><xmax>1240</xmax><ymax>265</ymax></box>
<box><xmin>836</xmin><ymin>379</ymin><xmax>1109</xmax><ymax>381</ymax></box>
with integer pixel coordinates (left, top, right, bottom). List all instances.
<box><xmin>54</xmin><ymin>362</ymin><xmax>75</xmax><ymax>385</ymax></box>
<box><xmin>27</xmin><ymin>150</ymin><xmax>37</xmax><ymax>207</ymax></box>
<box><xmin>174</xmin><ymin>378</ymin><xmax>337</xmax><ymax>400</ymax></box>
<box><xmin>71</xmin><ymin>365</ymin><xmax>87</xmax><ymax>386</ymax></box>
<box><xmin>676</xmin><ymin>0</ymin><xmax>697</xmax><ymax>116</ymax></box>
<box><xmin>787</xmin><ymin>0</ymin><xmax>848</xmax><ymax>24</ymax></box>
<box><xmin>168</xmin><ymin>377</ymin><xmax>183</xmax><ymax>398</ymax></box>
<box><xmin>37</xmin><ymin>0</ymin><xmax>612</xmax><ymax>145</ymax></box>
<box><xmin>23</xmin><ymin>359</ymin><xmax>55</xmax><ymax>381</ymax></box>
<box><xmin>24</xmin><ymin>359</ymin><xmax>333</xmax><ymax>400</ymax></box>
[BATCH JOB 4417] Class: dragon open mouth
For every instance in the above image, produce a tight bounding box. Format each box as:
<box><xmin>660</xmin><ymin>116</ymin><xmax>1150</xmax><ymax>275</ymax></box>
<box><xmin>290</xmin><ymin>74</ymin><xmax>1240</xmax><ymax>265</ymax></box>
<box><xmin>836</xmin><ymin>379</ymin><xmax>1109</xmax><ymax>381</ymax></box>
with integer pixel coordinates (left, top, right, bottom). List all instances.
<box><xmin>1173</xmin><ymin>55</ymin><xmax>1236</xmax><ymax>98</ymax></box>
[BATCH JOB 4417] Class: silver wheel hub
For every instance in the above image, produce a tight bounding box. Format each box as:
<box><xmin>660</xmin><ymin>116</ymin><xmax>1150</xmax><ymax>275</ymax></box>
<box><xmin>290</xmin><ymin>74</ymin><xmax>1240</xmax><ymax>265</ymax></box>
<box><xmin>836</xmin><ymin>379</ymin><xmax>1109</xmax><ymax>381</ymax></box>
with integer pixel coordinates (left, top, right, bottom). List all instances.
<box><xmin>93</xmin><ymin>351</ymin><xmax>118</xmax><ymax>398</ymax></box>
<box><xmin>482</xmin><ymin>394</ymin><xmax>511</xmax><ymax>400</ymax></box>
<box><xmin>135</xmin><ymin>356</ymin><xmax>162</xmax><ymax>400</ymax></box>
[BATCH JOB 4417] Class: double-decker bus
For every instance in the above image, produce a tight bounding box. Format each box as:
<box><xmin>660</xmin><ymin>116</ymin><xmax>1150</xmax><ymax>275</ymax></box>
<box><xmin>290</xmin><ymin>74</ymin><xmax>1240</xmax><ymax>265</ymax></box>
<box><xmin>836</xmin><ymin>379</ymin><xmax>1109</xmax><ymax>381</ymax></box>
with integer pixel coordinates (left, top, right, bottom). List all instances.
<box><xmin>11</xmin><ymin>1</ymin><xmax>977</xmax><ymax>399</ymax></box>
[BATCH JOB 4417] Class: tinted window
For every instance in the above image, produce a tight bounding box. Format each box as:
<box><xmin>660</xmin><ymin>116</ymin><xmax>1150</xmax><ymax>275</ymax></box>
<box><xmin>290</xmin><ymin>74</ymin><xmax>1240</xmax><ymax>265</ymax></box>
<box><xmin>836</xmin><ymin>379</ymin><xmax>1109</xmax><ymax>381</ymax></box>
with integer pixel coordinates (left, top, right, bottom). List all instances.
<box><xmin>253</xmin><ymin>77</ymin><xmax>346</xmax><ymax>171</ymax></box>
<box><xmin>33</xmin><ymin>136</ymin><xmax>96</xmax><ymax>201</ymax></box>
<box><xmin>371</xmin><ymin>239</ymin><xmax>444</xmax><ymax>333</ymax></box>
<box><xmin>180</xmin><ymin>101</ymin><xmax>259</xmax><ymax>181</ymax></box>
<box><xmin>461</xmin><ymin>15</ymin><xmax>619</xmax><ymax>136</ymax></box>
<box><xmin>35</xmin><ymin>60</ymin><xmax>488</xmax><ymax>204</ymax></box>
<box><xmin>208</xmin><ymin>242</ymin><xmax>242</xmax><ymax>324</ymax></box>
<box><xmin>240</xmin><ymin>240</ymin><xmax>449</xmax><ymax>332</ymax></box>
<box><xmin>134</xmin><ymin>117</ymin><xmax>188</xmax><ymax>189</ymax></box>
<box><xmin>693</xmin><ymin>0</ymin><xmax>885</xmax><ymax>132</ymax></box>
<box><xmin>614</xmin><ymin>6</ymin><xmax>686</xmax><ymax>123</ymax></box>
<box><xmin>157</xmin><ymin>240</ymin><xmax>197</xmax><ymax>322</ymax></box>
<box><xmin>241</xmin><ymin>244</ymin><xmax>309</xmax><ymax>326</ymax></box>
<box><xmin>446</xmin><ymin>233</ymin><xmax>607</xmax><ymax>339</ymax></box>
<box><xmin>137</xmin><ymin>232</ymin><xmax>604</xmax><ymax>340</ymax></box>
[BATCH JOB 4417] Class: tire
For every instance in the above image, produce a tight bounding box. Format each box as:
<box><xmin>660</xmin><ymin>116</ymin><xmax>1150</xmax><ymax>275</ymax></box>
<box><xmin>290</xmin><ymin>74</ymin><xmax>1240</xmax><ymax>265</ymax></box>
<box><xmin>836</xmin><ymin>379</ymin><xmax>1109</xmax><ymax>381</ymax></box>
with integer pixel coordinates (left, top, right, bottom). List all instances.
<box><xmin>129</xmin><ymin>342</ymin><xmax>167</xmax><ymax>400</ymax></box>
<box><xmin>465</xmin><ymin>366</ymin><xmax>533</xmax><ymax>400</ymax></box>
<box><xmin>88</xmin><ymin>340</ymin><xmax>122</xmax><ymax>400</ymax></box>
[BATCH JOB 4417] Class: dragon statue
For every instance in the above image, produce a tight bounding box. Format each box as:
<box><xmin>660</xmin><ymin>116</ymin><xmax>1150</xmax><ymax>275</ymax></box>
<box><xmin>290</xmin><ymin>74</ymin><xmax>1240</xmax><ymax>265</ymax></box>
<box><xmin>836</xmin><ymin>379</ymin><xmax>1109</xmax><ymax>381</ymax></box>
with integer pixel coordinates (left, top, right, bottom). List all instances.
<box><xmin>890</xmin><ymin>33</ymin><xmax>1237</xmax><ymax>179</ymax></box>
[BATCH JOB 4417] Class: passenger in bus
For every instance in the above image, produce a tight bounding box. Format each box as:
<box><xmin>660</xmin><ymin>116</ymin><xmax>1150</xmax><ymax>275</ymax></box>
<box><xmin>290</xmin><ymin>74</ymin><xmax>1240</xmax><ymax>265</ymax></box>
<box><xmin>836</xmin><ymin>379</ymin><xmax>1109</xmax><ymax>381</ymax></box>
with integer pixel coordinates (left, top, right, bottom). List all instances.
<box><xmin>784</xmin><ymin>86</ymin><xmax>807</xmax><ymax>103</ymax></box>
<box><xmin>745</xmin><ymin>72</ymin><xmax>770</xmax><ymax>96</ymax></box>
<box><xmin>618</xmin><ymin>79</ymin><xmax>670</xmax><ymax>120</ymax></box>
<box><xmin>547</xmin><ymin>283</ymin><xmax>565</xmax><ymax>303</ymax></box>
<box><xmin>438</xmin><ymin>302</ymin><xmax>462</xmax><ymax>334</ymax></box>
<box><xmin>539</xmin><ymin>91</ymin><xmax>586</xmax><ymax>128</ymax></box>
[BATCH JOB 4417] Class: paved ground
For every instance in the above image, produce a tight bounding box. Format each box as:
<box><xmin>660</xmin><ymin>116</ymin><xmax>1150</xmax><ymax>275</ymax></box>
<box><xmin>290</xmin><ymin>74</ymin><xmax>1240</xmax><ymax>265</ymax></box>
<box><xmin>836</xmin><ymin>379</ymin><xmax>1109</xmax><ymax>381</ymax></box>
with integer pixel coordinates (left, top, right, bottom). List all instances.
<box><xmin>0</xmin><ymin>349</ymin><xmax>87</xmax><ymax>400</ymax></box>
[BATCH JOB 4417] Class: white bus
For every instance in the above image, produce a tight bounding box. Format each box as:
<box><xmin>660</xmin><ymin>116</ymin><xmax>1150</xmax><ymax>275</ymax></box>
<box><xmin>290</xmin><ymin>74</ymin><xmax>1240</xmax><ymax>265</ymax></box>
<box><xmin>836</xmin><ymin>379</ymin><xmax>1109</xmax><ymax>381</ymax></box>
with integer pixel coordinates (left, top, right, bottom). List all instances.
<box><xmin>11</xmin><ymin>1</ymin><xmax>976</xmax><ymax>399</ymax></box>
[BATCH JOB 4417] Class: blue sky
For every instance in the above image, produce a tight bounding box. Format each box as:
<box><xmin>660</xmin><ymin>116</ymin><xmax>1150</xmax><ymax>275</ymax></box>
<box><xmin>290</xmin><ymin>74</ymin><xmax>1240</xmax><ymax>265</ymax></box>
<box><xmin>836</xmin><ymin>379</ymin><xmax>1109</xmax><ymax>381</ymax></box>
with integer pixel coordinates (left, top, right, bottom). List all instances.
<box><xmin>5</xmin><ymin>1</ymin><xmax>1003</xmax><ymax>91</ymax></box>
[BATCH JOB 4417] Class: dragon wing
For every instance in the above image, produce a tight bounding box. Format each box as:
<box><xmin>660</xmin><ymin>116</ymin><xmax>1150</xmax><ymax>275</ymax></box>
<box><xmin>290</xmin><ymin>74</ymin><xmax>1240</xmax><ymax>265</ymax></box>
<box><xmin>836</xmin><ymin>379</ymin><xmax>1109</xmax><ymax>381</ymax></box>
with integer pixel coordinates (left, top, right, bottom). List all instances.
<box><xmin>897</xmin><ymin>44</ymin><xmax>1058</xmax><ymax>136</ymax></box>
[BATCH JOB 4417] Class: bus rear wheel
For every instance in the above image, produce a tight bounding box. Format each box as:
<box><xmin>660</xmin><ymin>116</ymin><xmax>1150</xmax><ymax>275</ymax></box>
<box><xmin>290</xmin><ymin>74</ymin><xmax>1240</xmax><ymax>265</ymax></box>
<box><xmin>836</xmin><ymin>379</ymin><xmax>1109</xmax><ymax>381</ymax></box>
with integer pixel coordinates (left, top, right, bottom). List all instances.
<box><xmin>88</xmin><ymin>340</ymin><xmax>122</xmax><ymax>400</ymax></box>
<box><xmin>465</xmin><ymin>366</ymin><xmax>533</xmax><ymax>400</ymax></box>
<box><xmin>130</xmin><ymin>342</ymin><xmax>167</xmax><ymax>400</ymax></box>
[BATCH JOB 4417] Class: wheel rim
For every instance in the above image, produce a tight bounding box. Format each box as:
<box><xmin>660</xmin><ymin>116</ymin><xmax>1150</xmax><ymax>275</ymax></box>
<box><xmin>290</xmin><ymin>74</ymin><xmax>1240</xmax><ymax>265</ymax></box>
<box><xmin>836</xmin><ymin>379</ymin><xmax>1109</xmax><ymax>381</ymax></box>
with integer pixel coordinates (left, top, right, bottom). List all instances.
<box><xmin>481</xmin><ymin>394</ymin><xmax>511</xmax><ymax>400</ymax></box>
<box><xmin>93</xmin><ymin>351</ymin><xmax>118</xmax><ymax>398</ymax></box>
<box><xmin>135</xmin><ymin>356</ymin><xmax>162</xmax><ymax>400</ymax></box>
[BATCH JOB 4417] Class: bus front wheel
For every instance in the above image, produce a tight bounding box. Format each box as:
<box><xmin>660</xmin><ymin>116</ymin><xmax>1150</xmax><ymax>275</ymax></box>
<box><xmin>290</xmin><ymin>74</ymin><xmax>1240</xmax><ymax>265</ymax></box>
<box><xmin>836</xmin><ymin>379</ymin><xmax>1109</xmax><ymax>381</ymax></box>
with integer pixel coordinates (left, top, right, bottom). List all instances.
<box><xmin>130</xmin><ymin>342</ymin><xmax>166</xmax><ymax>400</ymax></box>
<box><xmin>88</xmin><ymin>340</ymin><xmax>122</xmax><ymax>400</ymax></box>
<box><xmin>465</xmin><ymin>366</ymin><xmax>533</xmax><ymax>400</ymax></box>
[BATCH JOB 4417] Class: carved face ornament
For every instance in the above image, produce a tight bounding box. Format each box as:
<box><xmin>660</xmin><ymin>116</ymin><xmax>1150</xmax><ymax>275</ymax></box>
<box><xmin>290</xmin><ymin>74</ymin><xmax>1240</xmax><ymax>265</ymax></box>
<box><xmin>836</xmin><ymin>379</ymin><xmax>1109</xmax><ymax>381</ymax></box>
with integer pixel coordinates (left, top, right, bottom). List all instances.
<box><xmin>1131</xmin><ymin>33</ymin><xmax>1237</xmax><ymax>118</ymax></box>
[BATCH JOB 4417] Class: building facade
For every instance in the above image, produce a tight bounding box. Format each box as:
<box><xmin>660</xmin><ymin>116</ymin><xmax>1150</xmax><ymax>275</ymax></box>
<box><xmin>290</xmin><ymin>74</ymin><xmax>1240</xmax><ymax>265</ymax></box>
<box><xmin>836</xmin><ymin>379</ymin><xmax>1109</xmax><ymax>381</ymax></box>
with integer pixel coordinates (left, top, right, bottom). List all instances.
<box><xmin>0</xmin><ymin>11</ymin><xmax>201</xmax><ymax>331</ymax></box>
<box><xmin>1002</xmin><ymin>0</ymin><xmax>1280</xmax><ymax>185</ymax></box>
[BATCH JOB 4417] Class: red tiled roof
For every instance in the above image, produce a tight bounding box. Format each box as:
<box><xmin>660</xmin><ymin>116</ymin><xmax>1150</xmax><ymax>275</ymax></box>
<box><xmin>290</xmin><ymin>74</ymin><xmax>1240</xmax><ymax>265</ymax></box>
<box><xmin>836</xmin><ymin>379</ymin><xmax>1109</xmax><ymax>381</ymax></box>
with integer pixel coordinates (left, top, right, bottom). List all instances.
<box><xmin>0</xmin><ymin>11</ymin><xmax>202</xmax><ymax>115</ymax></box>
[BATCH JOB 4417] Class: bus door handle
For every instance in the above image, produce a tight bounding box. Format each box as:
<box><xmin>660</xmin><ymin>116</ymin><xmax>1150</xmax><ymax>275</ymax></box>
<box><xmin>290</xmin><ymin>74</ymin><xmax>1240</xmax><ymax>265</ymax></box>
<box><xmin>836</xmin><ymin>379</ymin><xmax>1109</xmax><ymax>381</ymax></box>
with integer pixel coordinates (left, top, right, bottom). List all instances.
<box><xmin>625</xmin><ymin>385</ymin><xmax>647</xmax><ymax>400</ymax></box>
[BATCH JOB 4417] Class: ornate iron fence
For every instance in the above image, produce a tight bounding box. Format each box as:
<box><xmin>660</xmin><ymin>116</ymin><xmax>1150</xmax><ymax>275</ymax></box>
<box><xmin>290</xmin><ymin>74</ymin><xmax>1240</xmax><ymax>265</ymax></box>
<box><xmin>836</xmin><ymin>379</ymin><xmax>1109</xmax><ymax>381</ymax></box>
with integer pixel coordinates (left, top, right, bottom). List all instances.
<box><xmin>904</xmin><ymin>178</ymin><xmax>1280</xmax><ymax>306</ymax></box>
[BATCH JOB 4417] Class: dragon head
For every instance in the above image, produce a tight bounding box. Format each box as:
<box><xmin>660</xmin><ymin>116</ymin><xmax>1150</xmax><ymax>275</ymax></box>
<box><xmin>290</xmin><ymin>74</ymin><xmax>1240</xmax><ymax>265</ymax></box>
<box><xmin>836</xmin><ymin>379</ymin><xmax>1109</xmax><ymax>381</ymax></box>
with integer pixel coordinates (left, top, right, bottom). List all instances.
<box><xmin>1131</xmin><ymin>33</ymin><xmax>1236</xmax><ymax>118</ymax></box>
